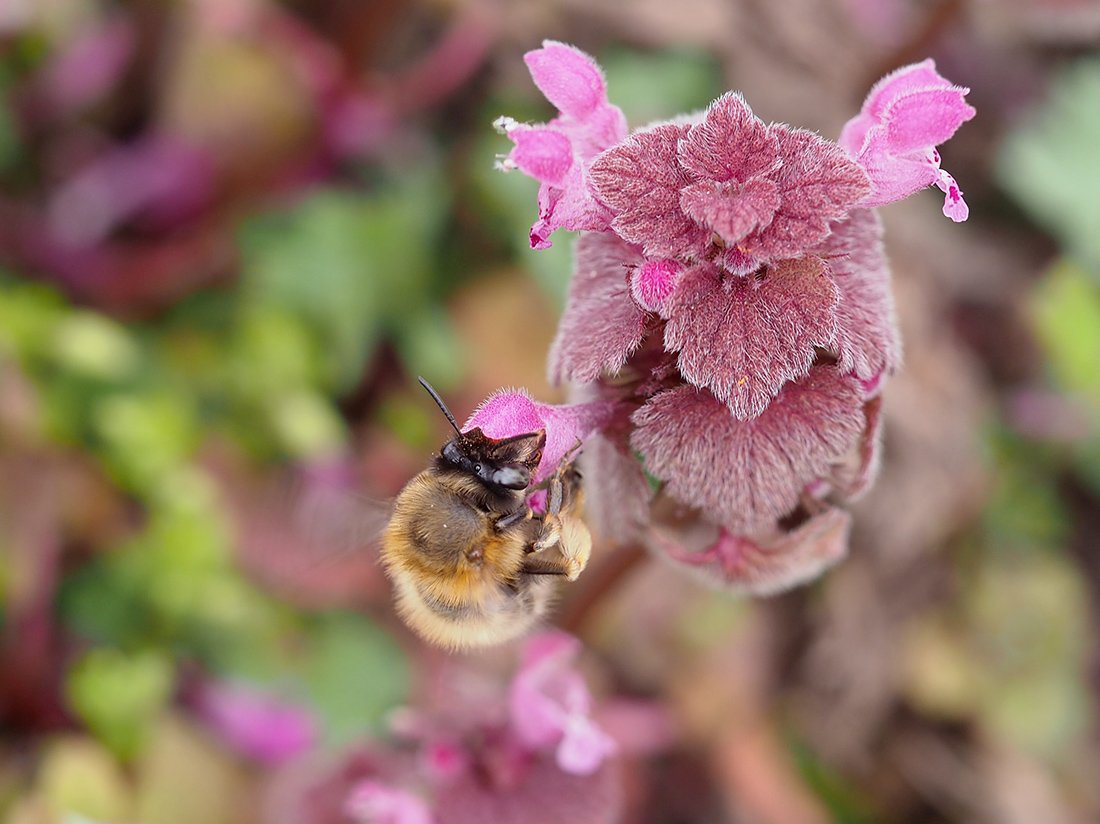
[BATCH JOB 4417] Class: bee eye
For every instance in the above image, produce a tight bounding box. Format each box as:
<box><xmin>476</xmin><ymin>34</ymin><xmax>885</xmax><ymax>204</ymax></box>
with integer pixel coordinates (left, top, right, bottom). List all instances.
<box><xmin>474</xmin><ymin>464</ymin><xmax>482</xmax><ymax>473</ymax></box>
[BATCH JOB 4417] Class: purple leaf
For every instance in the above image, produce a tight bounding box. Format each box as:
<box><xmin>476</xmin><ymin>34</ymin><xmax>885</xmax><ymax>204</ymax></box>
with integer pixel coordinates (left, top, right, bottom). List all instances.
<box><xmin>630</xmin><ymin>367</ymin><xmax>865</xmax><ymax>533</ymax></box>
<box><xmin>677</xmin><ymin>92</ymin><xmax>780</xmax><ymax>183</ymax></box>
<box><xmin>588</xmin><ymin>124</ymin><xmax>710</xmax><ymax>259</ymax></box>
<box><xmin>652</xmin><ymin>506</ymin><xmax>851</xmax><ymax>595</ymax></box>
<box><xmin>830</xmin><ymin>395</ymin><xmax>884</xmax><ymax>500</ymax></box>
<box><xmin>678</xmin><ymin>178</ymin><xmax>781</xmax><ymax>247</ymax></box>
<box><xmin>549</xmin><ymin>232</ymin><xmax>651</xmax><ymax>384</ymax></box>
<box><xmin>813</xmin><ymin>209</ymin><xmax>901</xmax><ymax>381</ymax></box>
<box><xmin>663</xmin><ymin>257</ymin><xmax>839</xmax><ymax>419</ymax></box>
<box><xmin>748</xmin><ymin>125</ymin><xmax>871</xmax><ymax>260</ymax></box>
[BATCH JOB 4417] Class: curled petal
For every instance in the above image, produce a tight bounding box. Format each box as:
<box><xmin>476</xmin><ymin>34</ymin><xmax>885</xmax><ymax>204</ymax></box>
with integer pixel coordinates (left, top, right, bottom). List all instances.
<box><xmin>464</xmin><ymin>389</ymin><xmax>617</xmax><ymax>483</ymax></box>
<box><xmin>504</xmin><ymin>126</ymin><xmax>574</xmax><ymax>186</ymax></box>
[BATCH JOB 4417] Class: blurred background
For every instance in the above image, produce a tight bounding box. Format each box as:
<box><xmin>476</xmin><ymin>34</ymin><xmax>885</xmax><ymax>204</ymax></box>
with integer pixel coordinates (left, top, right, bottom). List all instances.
<box><xmin>1</xmin><ymin>0</ymin><xmax>1099</xmax><ymax>822</ymax></box>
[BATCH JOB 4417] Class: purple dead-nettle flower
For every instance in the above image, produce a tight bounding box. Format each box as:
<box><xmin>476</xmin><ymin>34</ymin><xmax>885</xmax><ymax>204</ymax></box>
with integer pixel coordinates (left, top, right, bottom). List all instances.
<box><xmin>839</xmin><ymin>58</ymin><xmax>976</xmax><ymax>222</ymax></box>
<box><xmin>327</xmin><ymin>632</ymin><xmax>621</xmax><ymax>824</ymax></box>
<box><xmin>462</xmin><ymin>388</ymin><xmax>616</xmax><ymax>487</ymax></box>
<box><xmin>497</xmin><ymin>49</ymin><xmax>972</xmax><ymax>592</ymax></box>
<box><xmin>494</xmin><ymin>41</ymin><xmax>628</xmax><ymax>249</ymax></box>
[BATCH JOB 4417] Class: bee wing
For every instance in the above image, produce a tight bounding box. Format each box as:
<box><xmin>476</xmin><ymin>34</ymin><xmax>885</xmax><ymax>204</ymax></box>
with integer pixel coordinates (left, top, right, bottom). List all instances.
<box><xmin>217</xmin><ymin>462</ymin><xmax>394</xmax><ymax>608</ymax></box>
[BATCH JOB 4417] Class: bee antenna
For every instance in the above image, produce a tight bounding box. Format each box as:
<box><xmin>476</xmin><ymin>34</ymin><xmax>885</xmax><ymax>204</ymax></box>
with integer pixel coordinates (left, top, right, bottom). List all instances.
<box><xmin>417</xmin><ymin>376</ymin><xmax>463</xmax><ymax>436</ymax></box>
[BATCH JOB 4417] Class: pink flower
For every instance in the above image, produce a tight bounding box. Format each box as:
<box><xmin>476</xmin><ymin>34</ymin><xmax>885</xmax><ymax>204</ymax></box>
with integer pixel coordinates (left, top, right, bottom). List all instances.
<box><xmin>839</xmin><ymin>59</ymin><xmax>976</xmax><ymax>221</ymax></box>
<box><xmin>492</xmin><ymin>44</ymin><xmax>973</xmax><ymax>594</ymax></box>
<box><xmin>508</xmin><ymin>632</ymin><xmax>617</xmax><ymax>776</ymax></box>
<box><xmin>462</xmin><ymin>388</ymin><xmax>616</xmax><ymax>484</ymax></box>
<box><xmin>495</xmin><ymin>41</ymin><xmax>628</xmax><ymax>249</ymax></box>
<box><xmin>346</xmin><ymin>781</ymin><xmax>435</xmax><ymax>824</ymax></box>
<box><xmin>197</xmin><ymin>681</ymin><xmax>317</xmax><ymax>765</ymax></box>
<box><xmin>588</xmin><ymin>93</ymin><xmax>870</xmax><ymax>275</ymax></box>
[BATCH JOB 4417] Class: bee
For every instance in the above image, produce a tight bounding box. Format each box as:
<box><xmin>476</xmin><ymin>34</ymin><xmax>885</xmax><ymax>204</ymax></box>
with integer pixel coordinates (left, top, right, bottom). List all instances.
<box><xmin>380</xmin><ymin>378</ymin><xmax>592</xmax><ymax>649</ymax></box>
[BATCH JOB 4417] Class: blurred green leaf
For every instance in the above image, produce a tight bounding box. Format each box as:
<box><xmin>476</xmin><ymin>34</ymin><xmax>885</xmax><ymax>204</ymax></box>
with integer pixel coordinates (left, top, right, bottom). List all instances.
<box><xmin>999</xmin><ymin>59</ymin><xmax>1100</xmax><ymax>278</ymax></box>
<box><xmin>91</xmin><ymin>392</ymin><xmax>199</xmax><ymax>491</ymax></box>
<box><xmin>67</xmin><ymin>648</ymin><xmax>174</xmax><ymax>761</ymax></box>
<box><xmin>302</xmin><ymin>612</ymin><xmax>408</xmax><ymax>746</ymax></box>
<box><xmin>1030</xmin><ymin>258</ymin><xmax>1100</xmax><ymax>404</ymax></box>
<box><xmin>240</xmin><ymin>169</ymin><xmax>448</xmax><ymax>394</ymax></box>
<box><xmin>601</xmin><ymin>47</ymin><xmax>723</xmax><ymax>125</ymax></box>
<box><xmin>50</xmin><ymin>311</ymin><xmax>141</xmax><ymax>380</ymax></box>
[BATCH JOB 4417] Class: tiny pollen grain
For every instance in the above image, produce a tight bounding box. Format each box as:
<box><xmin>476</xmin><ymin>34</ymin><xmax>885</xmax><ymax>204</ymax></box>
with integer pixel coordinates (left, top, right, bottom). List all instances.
<box><xmin>737</xmin><ymin>376</ymin><xmax>747</xmax><ymax>387</ymax></box>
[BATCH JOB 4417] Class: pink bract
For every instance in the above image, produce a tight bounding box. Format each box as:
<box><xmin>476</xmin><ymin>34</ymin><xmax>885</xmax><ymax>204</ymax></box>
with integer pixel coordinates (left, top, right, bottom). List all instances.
<box><xmin>588</xmin><ymin>94</ymin><xmax>870</xmax><ymax>274</ymax></box>
<box><xmin>662</xmin><ymin>256</ymin><xmax>839</xmax><ymax>419</ymax></box>
<box><xmin>630</xmin><ymin>367</ymin><xmax>865</xmax><ymax>534</ymax></box>
<box><xmin>496</xmin><ymin>41</ymin><xmax>628</xmax><ymax>249</ymax></box>
<box><xmin>839</xmin><ymin>59</ymin><xmax>975</xmax><ymax>221</ymax></box>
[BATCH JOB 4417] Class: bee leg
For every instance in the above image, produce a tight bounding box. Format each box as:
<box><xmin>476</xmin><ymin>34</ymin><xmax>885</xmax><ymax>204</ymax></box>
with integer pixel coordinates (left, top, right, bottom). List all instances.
<box><xmin>532</xmin><ymin>471</ymin><xmax>566</xmax><ymax>552</ymax></box>
<box><xmin>494</xmin><ymin>506</ymin><xmax>532</xmax><ymax>531</ymax></box>
<box><xmin>521</xmin><ymin>553</ymin><xmax>583</xmax><ymax>581</ymax></box>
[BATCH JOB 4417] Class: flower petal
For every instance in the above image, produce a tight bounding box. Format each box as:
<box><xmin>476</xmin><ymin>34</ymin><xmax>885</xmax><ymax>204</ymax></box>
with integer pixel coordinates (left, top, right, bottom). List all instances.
<box><xmin>630</xmin><ymin>258</ymin><xmax>685</xmax><ymax>314</ymax></box>
<box><xmin>630</xmin><ymin>367</ymin><xmax>865</xmax><ymax>533</ymax></box>
<box><xmin>882</xmin><ymin>87</ymin><xmax>976</xmax><ymax>155</ymax></box>
<box><xmin>549</xmin><ymin>232</ymin><xmax>651</xmax><ymax>383</ymax></box>
<box><xmin>505</xmin><ymin>126</ymin><xmax>574</xmax><ymax>186</ymax></box>
<box><xmin>859</xmin><ymin>58</ymin><xmax>954</xmax><ymax>121</ymax></box>
<box><xmin>663</xmin><ymin>257</ymin><xmax>839</xmax><ymax>419</ymax></box>
<box><xmin>525</xmin><ymin>41</ymin><xmax>609</xmax><ymax>120</ymax></box>
<box><xmin>589</xmin><ymin>123</ymin><xmax>710</xmax><ymax>259</ymax></box>
<box><xmin>464</xmin><ymin>389</ymin><xmax>616</xmax><ymax>483</ymax></box>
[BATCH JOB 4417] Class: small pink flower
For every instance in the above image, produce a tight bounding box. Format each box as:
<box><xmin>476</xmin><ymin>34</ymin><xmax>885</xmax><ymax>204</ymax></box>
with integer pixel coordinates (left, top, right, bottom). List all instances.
<box><xmin>197</xmin><ymin>681</ymin><xmax>317</xmax><ymax>765</ymax></box>
<box><xmin>509</xmin><ymin>632</ymin><xmax>617</xmax><ymax>776</ymax></box>
<box><xmin>839</xmin><ymin>59</ymin><xmax>975</xmax><ymax>221</ymax></box>
<box><xmin>463</xmin><ymin>389</ymin><xmax>616</xmax><ymax>484</ymax></box>
<box><xmin>495</xmin><ymin>41</ymin><xmax>628</xmax><ymax>249</ymax></box>
<box><xmin>346</xmin><ymin>780</ymin><xmax>435</xmax><ymax>824</ymax></box>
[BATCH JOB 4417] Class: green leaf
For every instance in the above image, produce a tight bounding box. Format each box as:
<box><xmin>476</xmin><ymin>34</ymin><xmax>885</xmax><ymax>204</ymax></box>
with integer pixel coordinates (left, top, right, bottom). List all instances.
<box><xmin>601</xmin><ymin>47</ymin><xmax>724</xmax><ymax>126</ymax></box>
<box><xmin>66</xmin><ymin>648</ymin><xmax>175</xmax><ymax>761</ymax></box>
<box><xmin>1030</xmin><ymin>258</ymin><xmax>1100</xmax><ymax>404</ymax></box>
<box><xmin>999</xmin><ymin>59</ymin><xmax>1100</xmax><ymax>278</ymax></box>
<box><xmin>302</xmin><ymin>612</ymin><xmax>408</xmax><ymax>746</ymax></box>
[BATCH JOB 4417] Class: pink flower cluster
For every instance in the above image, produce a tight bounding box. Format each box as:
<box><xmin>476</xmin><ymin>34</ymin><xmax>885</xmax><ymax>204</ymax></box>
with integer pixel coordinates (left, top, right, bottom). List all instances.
<box><xmin>493</xmin><ymin>42</ymin><xmax>973</xmax><ymax>592</ymax></box>
<box><xmin>333</xmin><ymin>632</ymin><xmax>620</xmax><ymax>824</ymax></box>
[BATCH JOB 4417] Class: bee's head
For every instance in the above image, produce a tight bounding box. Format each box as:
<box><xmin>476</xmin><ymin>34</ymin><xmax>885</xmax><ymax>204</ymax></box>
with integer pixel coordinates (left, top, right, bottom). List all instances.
<box><xmin>417</xmin><ymin>376</ymin><xmax>545</xmax><ymax>492</ymax></box>
<box><xmin>440</xmin><ymin>428</ymin><xmax>545</xmax><ymax>491</ymax></box>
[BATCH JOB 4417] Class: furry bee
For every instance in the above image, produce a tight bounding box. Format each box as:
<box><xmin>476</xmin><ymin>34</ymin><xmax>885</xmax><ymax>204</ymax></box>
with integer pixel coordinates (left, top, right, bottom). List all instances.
<box><xmin>380</xmin><ymin>379</ymin><xmax>592</xmax><ymax>649</ymax></box>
